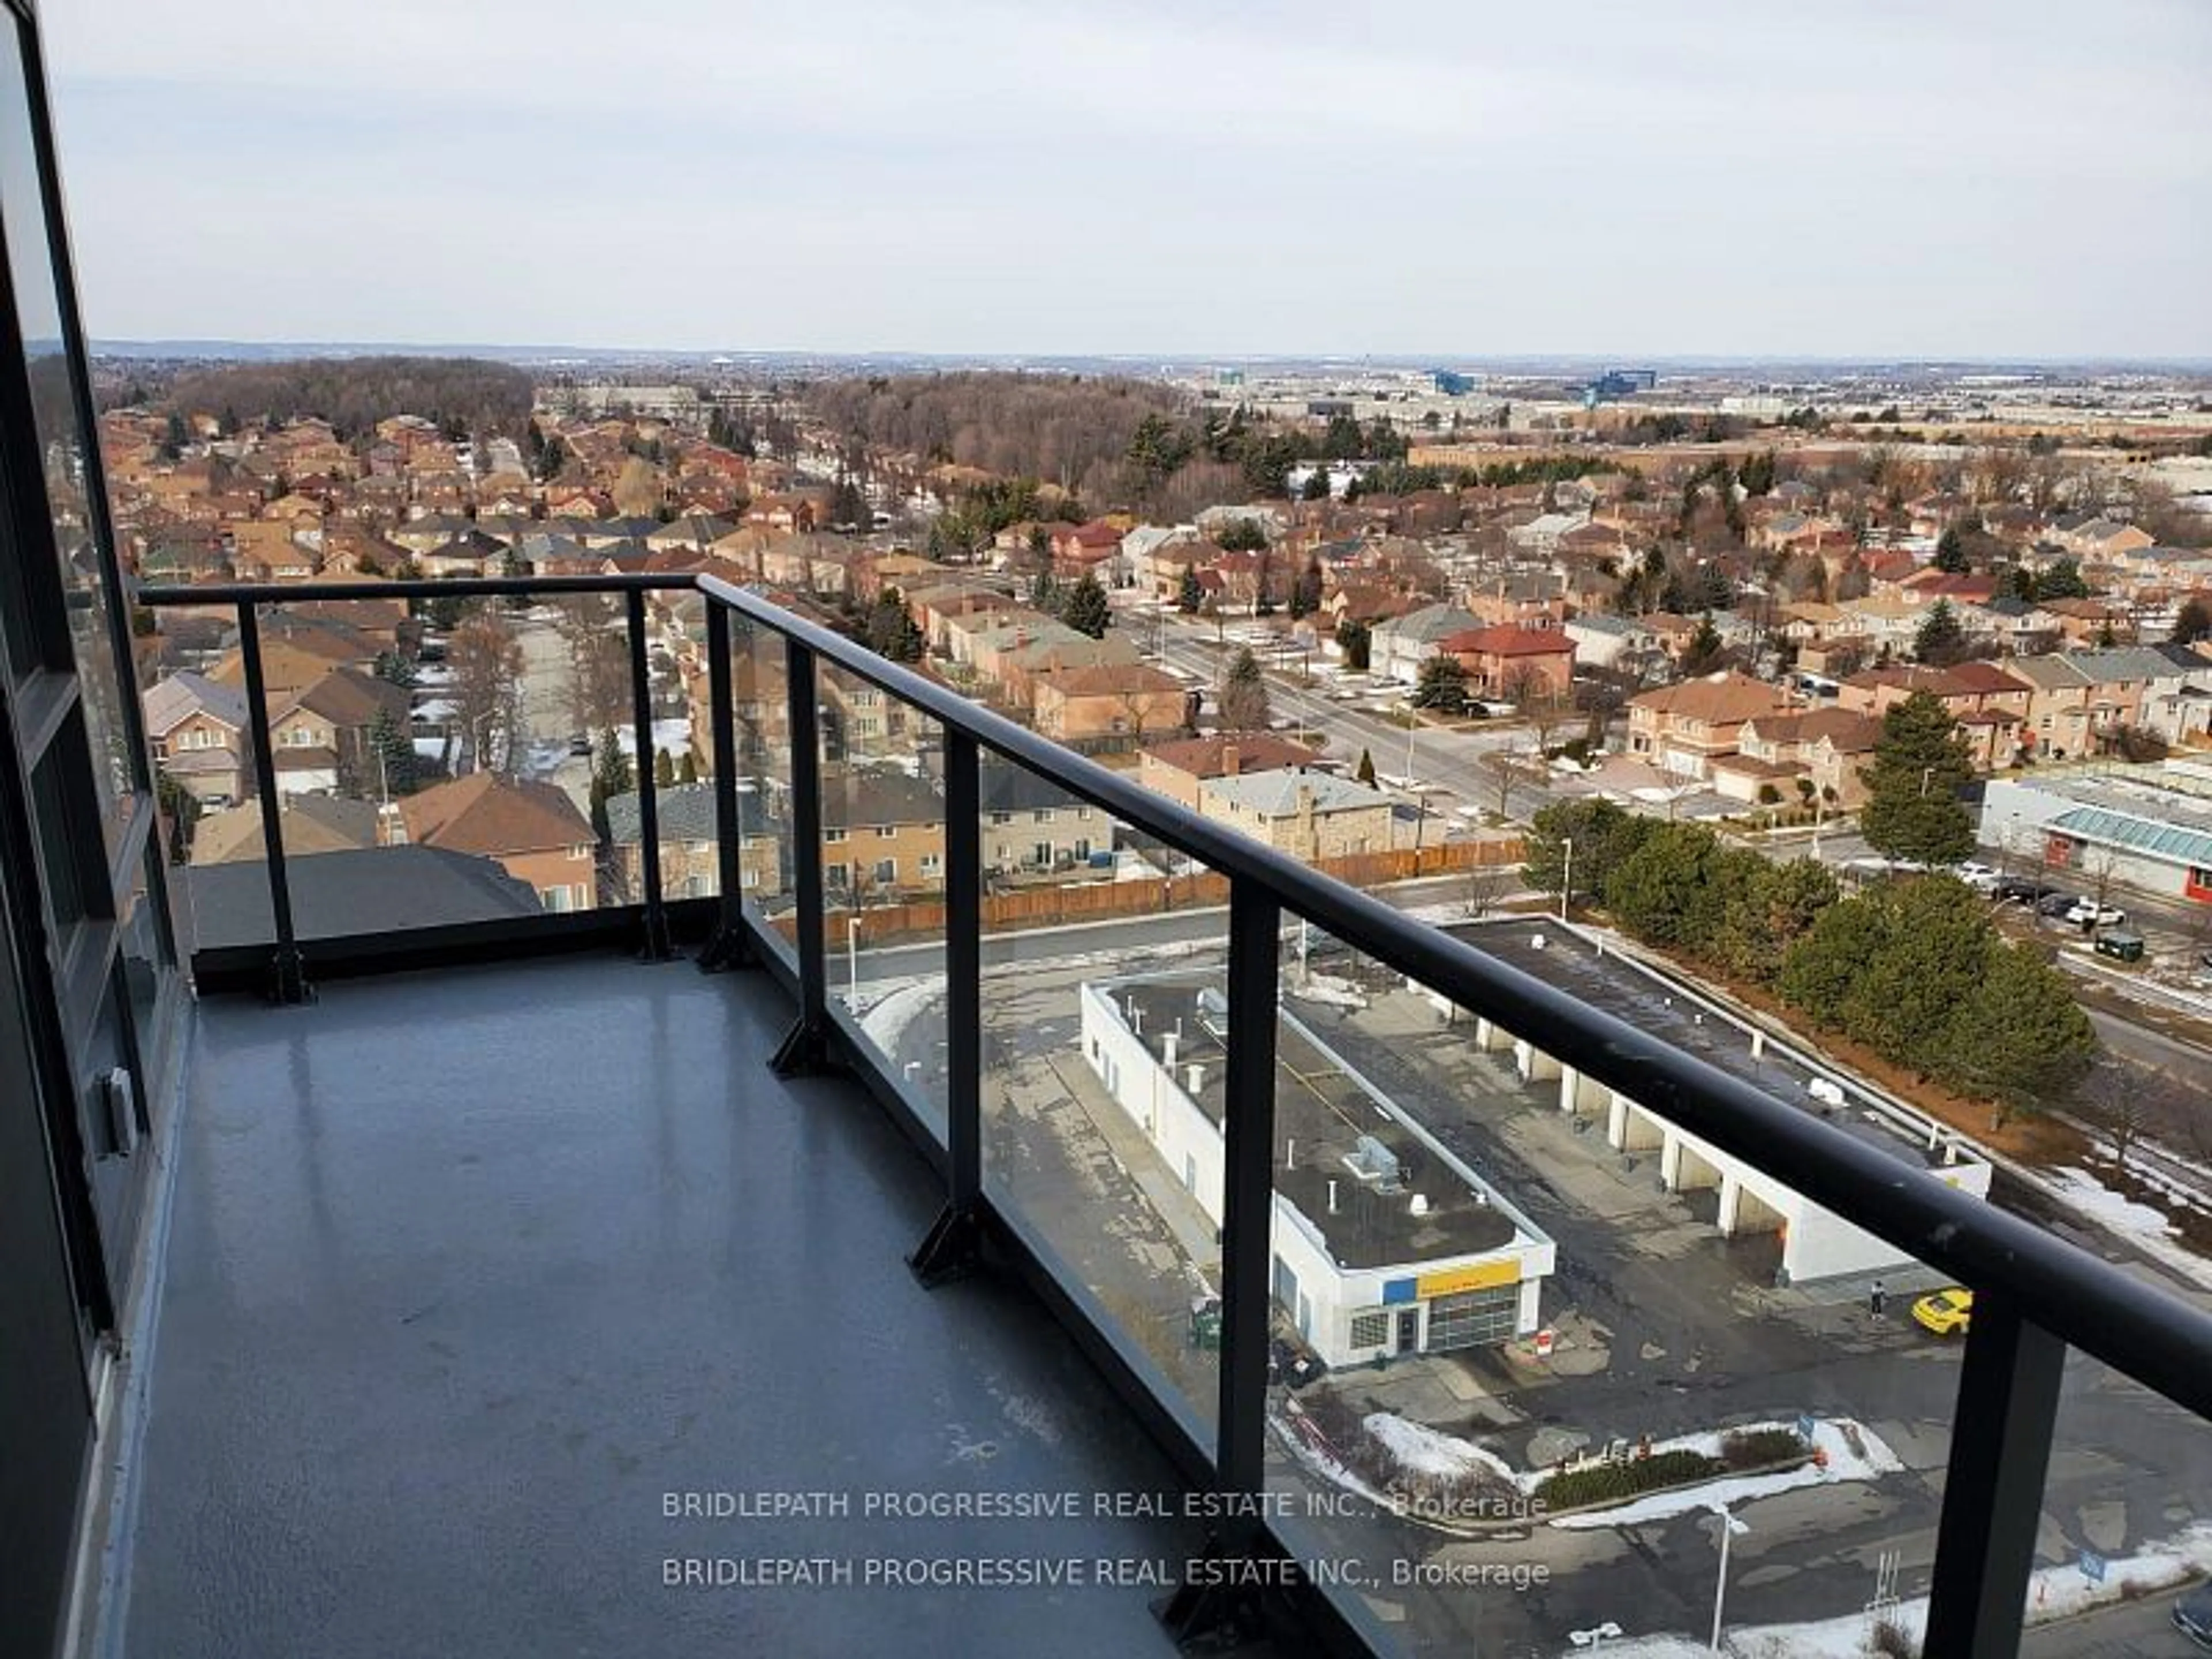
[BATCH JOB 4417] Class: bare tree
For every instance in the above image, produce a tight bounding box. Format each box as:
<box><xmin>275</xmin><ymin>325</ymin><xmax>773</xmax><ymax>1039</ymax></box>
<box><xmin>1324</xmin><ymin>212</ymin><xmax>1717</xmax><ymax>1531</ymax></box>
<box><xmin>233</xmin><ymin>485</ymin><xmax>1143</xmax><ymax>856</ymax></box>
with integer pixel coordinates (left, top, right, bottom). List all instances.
<box><xmin>1481</xmin><ymin>741</ymin><xmax>1529</xmax><ymax>820</ymax></box>
<box><xmin>2074</xmin><ymin>1060</ymin><xmax>2183</xmax><ymax>1173</ymax></box>
<box><xmin>448</xmin><ymin>613</ymin><xmax>527</xmax><ymax>775</ymax></box>
<box><xmin>555</xmin><ymin>595</ymin><xmax>631</xmax><ymax>739</ymax></box>
<box><xmin>1464</xmin><ymin>862</ymin><xmax>1514</xmax><ymax>919</ymax></box>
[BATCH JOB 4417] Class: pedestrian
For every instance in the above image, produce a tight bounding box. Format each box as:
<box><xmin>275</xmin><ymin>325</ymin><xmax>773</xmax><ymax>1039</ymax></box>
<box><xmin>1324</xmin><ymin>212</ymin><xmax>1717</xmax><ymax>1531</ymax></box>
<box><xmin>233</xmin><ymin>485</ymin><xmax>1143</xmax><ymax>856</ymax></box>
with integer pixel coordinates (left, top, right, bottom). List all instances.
<box><xmin>1870</xmin><ymin>1279</ymin><xmax>1887</xmax><ymax>1321</ymax></box>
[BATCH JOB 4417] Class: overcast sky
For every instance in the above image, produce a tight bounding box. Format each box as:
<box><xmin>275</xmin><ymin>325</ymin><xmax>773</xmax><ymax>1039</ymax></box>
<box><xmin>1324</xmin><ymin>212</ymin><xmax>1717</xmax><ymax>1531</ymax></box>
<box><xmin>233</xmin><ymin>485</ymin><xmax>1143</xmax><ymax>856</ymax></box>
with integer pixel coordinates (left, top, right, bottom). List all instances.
<box><xmin>39</xmin><ymin>0</ymin><xmax>2212</xmax><ymax>359</ymax></box>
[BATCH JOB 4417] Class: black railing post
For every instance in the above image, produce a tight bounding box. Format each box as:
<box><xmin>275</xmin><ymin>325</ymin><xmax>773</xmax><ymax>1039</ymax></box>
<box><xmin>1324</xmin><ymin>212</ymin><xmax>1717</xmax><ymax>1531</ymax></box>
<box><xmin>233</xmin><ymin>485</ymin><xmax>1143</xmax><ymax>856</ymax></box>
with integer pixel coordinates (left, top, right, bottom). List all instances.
<box><xmin>1922</xmin><ymin>1291</ymin><xmax>2066</xmax><ymax>1658</ymax></box>
<box><xmin>626</xmin><ymin>588</ymin><xmax>673</xmax><ymax>961</ymax></box>
<box><xmin>910</xmin><ymin>730</ymin><xmax>984</xmax><ymax>1284</ymax></box>
<box><xmin>696</xmin><ymin>603</ymin><xmax>752</xmax><ymax>972</ymax></box>
<box><xmin>770</xmin><ymin>638</ymin><xmax>833</xmax><ymax>1075</ymax></box>
<box><xmin>236</xmin><ymin>600</ymin><xmax>308</xmax><ymax>1003</ymax></box>
<box><xmin>1163</xmin><ymin>876</ymin><xmax>1279</xmax><ymax>1646</ymax></box>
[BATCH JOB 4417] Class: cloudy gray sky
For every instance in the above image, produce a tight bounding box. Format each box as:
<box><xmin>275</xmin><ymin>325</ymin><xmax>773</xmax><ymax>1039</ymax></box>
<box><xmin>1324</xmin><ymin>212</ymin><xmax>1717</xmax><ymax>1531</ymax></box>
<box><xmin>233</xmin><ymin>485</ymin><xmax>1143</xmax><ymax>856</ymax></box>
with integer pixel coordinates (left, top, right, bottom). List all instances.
<box><xmin>40</xmin><ymin>0</ymin><xmax>2212</xmax><ymax>358</ymax></box>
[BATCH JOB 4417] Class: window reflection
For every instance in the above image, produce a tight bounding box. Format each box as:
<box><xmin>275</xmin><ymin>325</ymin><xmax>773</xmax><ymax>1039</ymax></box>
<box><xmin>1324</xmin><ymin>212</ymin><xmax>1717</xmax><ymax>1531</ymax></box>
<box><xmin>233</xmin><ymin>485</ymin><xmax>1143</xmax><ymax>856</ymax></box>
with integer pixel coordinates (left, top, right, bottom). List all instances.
<box><xmin>1</xmin><ymin>18</ymin><xmax>138</xmax><ymax>844</ymax></box>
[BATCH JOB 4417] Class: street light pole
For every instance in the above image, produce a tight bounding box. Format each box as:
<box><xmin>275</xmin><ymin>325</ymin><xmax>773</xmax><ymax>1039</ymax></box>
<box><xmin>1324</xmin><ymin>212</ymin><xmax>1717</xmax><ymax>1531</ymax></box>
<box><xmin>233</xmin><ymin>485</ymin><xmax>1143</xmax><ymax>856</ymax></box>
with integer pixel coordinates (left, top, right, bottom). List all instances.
<box><xmin>1560</xmin><ymin>836</ymin><xmax>1573</xmax><ymax>923</ymax></box>
<box><xmin>1709</xmin><ymin>1503</ymin><xmax>1749</xmax><ymax>1654</ymax></box>
<box><xmin>846</xmin><ymin>913</ymin><xmax>861</xmax><ymax>1002</ymax></box>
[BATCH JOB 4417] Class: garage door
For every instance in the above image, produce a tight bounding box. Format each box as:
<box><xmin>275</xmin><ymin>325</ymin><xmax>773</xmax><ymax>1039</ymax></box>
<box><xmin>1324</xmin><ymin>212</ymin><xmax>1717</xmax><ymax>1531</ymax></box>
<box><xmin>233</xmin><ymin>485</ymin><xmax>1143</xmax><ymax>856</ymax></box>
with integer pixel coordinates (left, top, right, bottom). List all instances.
<box><xmin>1425</xmin><ymin>1283</ymin><xmax>1519</xmax><ymax>1351</ymax></box>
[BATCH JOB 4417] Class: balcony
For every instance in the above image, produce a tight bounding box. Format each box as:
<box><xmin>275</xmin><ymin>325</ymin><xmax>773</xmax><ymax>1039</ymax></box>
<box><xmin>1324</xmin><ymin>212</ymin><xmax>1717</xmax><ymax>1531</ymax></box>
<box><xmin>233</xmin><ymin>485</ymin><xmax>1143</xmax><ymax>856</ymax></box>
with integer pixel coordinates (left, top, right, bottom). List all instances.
<box><xmin>110</xmin><ymin>571</ymin><xmax>2212</xmax><ymax>1659</ymax></box>
<box><xmin>117</xmin><ymin>952</ymin><xmax>1210</xmax><ymax>1659</ymax></box>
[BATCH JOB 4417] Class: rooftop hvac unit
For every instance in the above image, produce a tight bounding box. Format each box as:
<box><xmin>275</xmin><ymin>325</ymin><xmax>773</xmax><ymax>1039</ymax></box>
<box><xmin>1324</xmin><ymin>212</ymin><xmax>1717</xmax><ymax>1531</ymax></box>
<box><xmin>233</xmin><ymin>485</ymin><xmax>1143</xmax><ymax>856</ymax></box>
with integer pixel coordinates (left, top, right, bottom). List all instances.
<box><xmin>1349</xmin><ymin>1135</ymin><xmax>1403</xmax><ymax>1192</ymax></box>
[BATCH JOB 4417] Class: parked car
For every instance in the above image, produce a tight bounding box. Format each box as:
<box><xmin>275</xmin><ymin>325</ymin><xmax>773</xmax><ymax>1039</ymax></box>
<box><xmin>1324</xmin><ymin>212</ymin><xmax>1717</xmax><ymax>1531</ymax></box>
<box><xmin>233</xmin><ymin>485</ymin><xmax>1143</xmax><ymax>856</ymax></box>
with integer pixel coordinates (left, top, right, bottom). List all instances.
<box><xmin>1953</xmin><ymin>861</ymin><xmax>2000</xmax><ymax>891</ymax></box>
<box><xmin>2173</xmin><ymin>1581</ymin><xmax>2212</xmax><ymax>1649</ymax></box>
<box><xmin>2064</xmin><ymin>898</ymin><xmax>2126</xmax><ymax>927</ymax></box>
<box><xmin>1994</xmin><ymin>876</ymin><xmax>2057</xmax><ymax>904</ymax></box>
<box><xmin>1911</xmin><ymin>1287</ymin><xmax>1974</xmax><ymax>1337</ymax></box>
<box><xmin>2033</xmin><ymin>891</ymin><xmax>2081</xmax><ymax>918</ymax></box>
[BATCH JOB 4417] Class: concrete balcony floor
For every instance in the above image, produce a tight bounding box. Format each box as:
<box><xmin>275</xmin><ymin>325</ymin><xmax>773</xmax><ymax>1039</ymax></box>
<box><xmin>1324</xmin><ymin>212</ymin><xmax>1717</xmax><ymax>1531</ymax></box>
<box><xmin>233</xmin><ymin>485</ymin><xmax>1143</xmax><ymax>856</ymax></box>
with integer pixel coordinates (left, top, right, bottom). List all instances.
<box><xmin>118</xmin><ymin>953</ymin><xmax>1203</xmax><ymax>1658</ymax></box>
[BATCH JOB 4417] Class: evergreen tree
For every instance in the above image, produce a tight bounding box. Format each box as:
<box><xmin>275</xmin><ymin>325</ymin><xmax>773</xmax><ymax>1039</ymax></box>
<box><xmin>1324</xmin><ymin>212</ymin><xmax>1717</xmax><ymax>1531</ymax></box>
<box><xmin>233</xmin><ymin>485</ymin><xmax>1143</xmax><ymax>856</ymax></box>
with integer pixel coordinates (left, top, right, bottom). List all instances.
<box><xmin>1681</xmin><ymin>614</ymin><xmax>1725</xmax><ymax>675</ymax></box>
<box><xmin>654</xmin><ymin>748</ymin><xmax>676</xmax><ymax>789</ymax></box>
<box><xmin>373</xmin><ymin>648</ymin><xmax>417</xmax><ymax>690</ymax></box>
<box><xmin>1301</xmin><ymin>467</ymin><xmax>1332</xmax><ymax>502</ymax></box>
<box><xmin>1335</xmin><ymin>618</ymin><xmax>1371</xmax><ymax>671</ymax></box>
<box><xmin>1521</xmin><ymin>797</ymin><xmax>1656</xmax><ymax>908</ymax></box>
<box><xmin>865</xmin><ymin>588</ymin><xmax>926</xmax><ymax>662</ymax></box>
<box><xmin>369</xmin><ymin>706</ymin><xmax>418</xmax><ymax>797</ymax></box>
<box><xmin>1217</xmin><ymin>517</ymin><xmax>1270</xmax><ymax>553</ymax></box>
<box><xmin>1355</xmin><ymin>748</ymin><xmax>1377</xmax><ymax>786</ymax></box>
<box><xmin>1858</xmin><ymin>692</ymin><xmax>1976</xmax><ymax>866</ymax></box>
<box><xmin>1219</xmin><ymin>648</ymin><xmax>1271</xmax><ymax>730</ymax></box>
<box><xmin>1289</xmin><ymin>561</ymin><xmax>1323</xmax><ymax>621</ymax></box>
<box><xmin>588</xmin><ymin>729</ymin><xmax>634</xmax><ymax>844</ymax></box>
<box><xmin>1933</xmin><ymin>525</ymin><xmax>1968</xmax><ymax>574</ymax></box>
<box><xmin>2172</xmin><ymin>597</ymin><xmax>2211</xmax><ymax>645</ymax></box>
<box><xmin>1060</xmin><ymin>572</ymin><xmax>1112</xmax><ymax>639</ymax></box>
<box><xmin>2036</xmin><ymin>558</ymin><xmax>2089</xmax><ymax>600</ymax></box>
<box><xmin>1412</xmin><ymin>654</ymin><xmax>1469</xmax><ymax>714</ymax></box>
<box><xmin>1602</xmin><ymin>823</ymin><xmax>1732</xmax><ymax>953</ymax></box>
<box><xmin>1031</xmin><ymin>569</ymin><xmax>1060</xmax><ymax>611</ymax></box>
<box><xmin>677</xmin><ymin>751</ymin><xmax>699</xmax><ymax>786</ymax></box>
<box><xmin>1177</xmin><ymin>566</ymin><xmax>1204</xmax><ymax>615</ymax></box>
<box><xmin>1914</xmin><ymin>598</ymin><xmax>1965</xmax><ymax>662</ymax></box>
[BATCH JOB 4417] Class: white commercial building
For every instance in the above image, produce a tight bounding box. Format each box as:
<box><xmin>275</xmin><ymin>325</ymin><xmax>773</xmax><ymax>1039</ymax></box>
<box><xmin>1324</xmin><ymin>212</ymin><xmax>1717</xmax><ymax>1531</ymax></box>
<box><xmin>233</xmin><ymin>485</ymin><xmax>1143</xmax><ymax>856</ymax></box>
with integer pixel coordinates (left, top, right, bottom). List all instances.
<box><xmin>1449</xmin><ymin>922</ymin><xmax>1995</xmax><ymax>1286</ymax></box>
<box><xmin>1981</xmin><ymin>767</ymin><xmax>2212</xmax><ymax>907</ymax></box>
<box><xmin>1079</xmin><ymin>976</ymin><xmax>1555</xmax><ymax>1369</ymax></box>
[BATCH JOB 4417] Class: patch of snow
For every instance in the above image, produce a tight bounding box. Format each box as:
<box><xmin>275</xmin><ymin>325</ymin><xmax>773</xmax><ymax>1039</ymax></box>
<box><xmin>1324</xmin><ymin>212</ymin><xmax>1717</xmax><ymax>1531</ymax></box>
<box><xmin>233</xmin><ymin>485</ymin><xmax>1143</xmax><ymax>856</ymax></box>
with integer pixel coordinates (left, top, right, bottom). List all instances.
<box><xmin>1291</xmin><ymin>972</ymin><xmax>1369</xmax><ymax>1012</ymax></box>
<box><xmin>410</xmin><ymin>738</ymin><xmax>446</xmax><ymax>761</ymax></box>
<box><xmin>1603</xmin><ymin>1522</ymin><xmax>2212</xmax><ymax>1656</ymax></box>
<box><xmin>857</xmin><ymin>976</ymin><xmax>943</xmax><ymax>1055</ymax></box>
<box><xmin>2051</xmin><ymin>1165</ymin><xmax>2179</xmax><ymax>1243</ymax></box>
<box><xmin>1362</xmin><ymin>1412</ymin><xmax>1520</xmax><ymax>1487</ymax></box>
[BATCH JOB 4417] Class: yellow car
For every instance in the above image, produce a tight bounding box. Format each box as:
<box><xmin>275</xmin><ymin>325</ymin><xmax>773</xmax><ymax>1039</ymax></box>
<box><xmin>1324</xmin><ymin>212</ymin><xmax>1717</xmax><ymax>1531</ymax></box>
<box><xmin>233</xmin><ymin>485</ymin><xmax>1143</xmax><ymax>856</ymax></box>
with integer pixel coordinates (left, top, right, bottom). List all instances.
<box><xmin>1912</xmin><ymin>1287</ymin><xmax>1974</xmax><ymax>1336</ymax></box>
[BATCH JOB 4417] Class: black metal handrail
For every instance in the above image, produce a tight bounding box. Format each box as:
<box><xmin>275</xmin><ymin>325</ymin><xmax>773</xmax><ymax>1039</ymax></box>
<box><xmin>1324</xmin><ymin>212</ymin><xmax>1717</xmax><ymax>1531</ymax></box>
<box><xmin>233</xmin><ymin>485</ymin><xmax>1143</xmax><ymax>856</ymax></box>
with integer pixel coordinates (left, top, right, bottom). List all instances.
<box><xmin>696</xmin><ymin>572</ymin><xmax>2212</xmax><ymax>1659</ymax></box>
<box><xmin>137</xmin><ymin>573</ymin><xmax>694</xmax><ymax>993</ymax></box>
<box><xmin>138</xmin><ymin>568</ymin><xmax>2212</xmax><ymax>1657</ymax></box>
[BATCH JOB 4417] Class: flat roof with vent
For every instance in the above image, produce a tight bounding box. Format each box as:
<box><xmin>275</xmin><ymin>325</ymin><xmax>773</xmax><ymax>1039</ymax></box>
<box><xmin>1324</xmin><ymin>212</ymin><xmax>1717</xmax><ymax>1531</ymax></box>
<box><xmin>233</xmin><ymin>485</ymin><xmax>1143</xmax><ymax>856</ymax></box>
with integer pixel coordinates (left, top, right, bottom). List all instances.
<box><xmin>1107</xmin><ymin>978</ymin><xmax>1535</xmax><ymax>1269</ymax></box>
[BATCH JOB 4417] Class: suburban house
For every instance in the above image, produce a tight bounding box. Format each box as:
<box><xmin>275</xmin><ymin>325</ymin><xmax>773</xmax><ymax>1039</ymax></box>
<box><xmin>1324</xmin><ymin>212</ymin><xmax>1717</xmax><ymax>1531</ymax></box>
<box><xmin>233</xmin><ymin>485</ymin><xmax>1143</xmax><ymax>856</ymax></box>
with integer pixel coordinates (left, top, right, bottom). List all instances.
<box><xmin>1197</xmin><ymin>768</ymin><xmax>1397</xmax><ymax>861</ymax></box>
<box><xmin>266</xmin><ymin>667</ymin><xmax>411</xmax><ymax>799</ymax></box>
<box><xmin>1626</xmin><ymin>671</ymin><xmax>1795</xmax><ymax>781</ymax></box>
<box><xmin>1136</xmin><ymin>732</ymin><xmax>1322</xmax><ymax>812</ymax></box>
<box><xmin>1437</xmin><ymin>625</ymin><xmax>1576</xmax><ymax>702</ymax></box>
<box><xmin>188</xmin><ymin>794</ymin><xmax>380</xmax><ymax>865</ymax></box>
<box><xmin>1721</xmin><ymin>708</ymin><xmax>1884</xmax><ymax>808</ymax></box>
<box><xmin>604</xmin><ymin>781</ymin><xmax>781</xmax><ymax>904</ymax></box>
<box><xmin>1373</xmin><ymin>604</ymin><xmax>1483</xmax><ymax>683</ymax></box>
<box><xmin>819</xmin><ymin>765</ymin><xmax>946</xmax><ymax>902</ymax></box>
<box><xmin>142</xmin><ymin>672</ymin><xmax>253</xmax><ymax>806</ymax></box>
<box><xmin>391</xmin><ymin>773</ymin><xmax>599</xmax><ymax>912</ymax></box>
<box><xmin>1032</xmin><ymin>663</ymin><xmax>1188</xmax><ymax>748</ymax></box>
<box><xmin>1562</xmin><ymin>612</ymin><xmax>1663</xmax><ymax>675</ymax></box>
<box><xmin>979</xmin><ymin>762</ymin><xmax>1112</xmax><ymax>880</ymax></box>
<box><xmin>1836</xmin><ymin>662</ymin><xmax>2031</xmax><ymax>771</ymax></box>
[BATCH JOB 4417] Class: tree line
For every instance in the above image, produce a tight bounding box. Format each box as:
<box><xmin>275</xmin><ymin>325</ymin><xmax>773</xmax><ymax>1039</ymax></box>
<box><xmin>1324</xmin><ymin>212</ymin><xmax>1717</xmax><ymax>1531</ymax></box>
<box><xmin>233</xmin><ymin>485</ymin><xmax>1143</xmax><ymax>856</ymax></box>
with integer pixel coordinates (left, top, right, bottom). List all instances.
<box><xmin>1523</xmin><ymin>801</ymin><xmax>2093</xmax><ymax>1122</ymax></box>
<box><xmin>162</xmin><ymin>356</ymin><xmax>536</xmax><ymax>444</ymax></box>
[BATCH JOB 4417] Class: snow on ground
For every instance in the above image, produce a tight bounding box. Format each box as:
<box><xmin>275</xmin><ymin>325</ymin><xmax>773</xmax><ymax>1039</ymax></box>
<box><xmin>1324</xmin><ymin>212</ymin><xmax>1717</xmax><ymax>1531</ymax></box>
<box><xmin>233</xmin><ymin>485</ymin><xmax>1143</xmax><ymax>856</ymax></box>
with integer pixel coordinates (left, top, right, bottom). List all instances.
<box><xmin>1291</xmin><ymin>972</ymin><xmax>1368</xmax><ymax>1012</ymax></box>
<box><xmin>1582</xmin><ymin>1521</ymin><xmax>2212</xmax><ymax>1656</ymax></box>
<box><xmin>856</xmin><ymin>976</ymin><xmax>942</xmax><ymax>1056</ymax></box>
<box><xmin>612</xmin><ymin>717</ymin><xmax>692</xmax><ymax>758</ymax></box>
<box><xmin>1362</xmin><ymin>1412</ymin><xmax>1520</xmax><ymax>1487</ymax></box>
<box><xmin>2051</xmin><ymin>1165</ymin><xmax>2179</xmax><ymax>1243</ymax></box>
<box><xmin>1551</xmin><ymin>1419</ymin><xmax>1900</xmax><ymax>1530</ymax></box>
<box><xmin>1346</xmin><ymin>1414</ymin><xmax>1899</xmax><ymax>1532</ymax></box>
<box><xmin>1615</xmin><ymin>1538</ymin><xmax>2205</xmax><ymax>1654</ymax></box>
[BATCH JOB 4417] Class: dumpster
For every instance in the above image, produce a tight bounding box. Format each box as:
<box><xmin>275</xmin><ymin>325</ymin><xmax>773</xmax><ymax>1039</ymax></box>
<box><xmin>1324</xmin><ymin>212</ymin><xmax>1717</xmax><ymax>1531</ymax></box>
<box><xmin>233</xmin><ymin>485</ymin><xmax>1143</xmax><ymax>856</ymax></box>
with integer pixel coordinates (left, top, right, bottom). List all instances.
<box><xmin>2093</xmin><ymin>930</ymin><xmax>2145</xmax><ymax>964</ymax></box>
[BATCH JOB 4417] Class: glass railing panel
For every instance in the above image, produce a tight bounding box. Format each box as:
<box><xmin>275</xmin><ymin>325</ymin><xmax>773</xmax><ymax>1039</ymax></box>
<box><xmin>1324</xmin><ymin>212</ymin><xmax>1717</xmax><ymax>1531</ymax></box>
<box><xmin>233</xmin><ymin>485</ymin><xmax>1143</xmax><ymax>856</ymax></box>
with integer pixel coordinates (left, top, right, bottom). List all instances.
<box><xmin>1261</xmin><ymin>910</ymin><xmax>1971</xmax><ymax>1656</ymax></box>
<box><xmin>978</xmin><ymin>762</ymin><xmax>1229</xmax><ymax>1455</ymax></box>
<box><xmin>817</xmin><ymin>658</ymin><xmax>948</xmax><ymax>1141</ymax></box>
<box><xmin>724</xmin><ymin>605</ymin><xmax>796</xmax><ymax>967</ymax></box>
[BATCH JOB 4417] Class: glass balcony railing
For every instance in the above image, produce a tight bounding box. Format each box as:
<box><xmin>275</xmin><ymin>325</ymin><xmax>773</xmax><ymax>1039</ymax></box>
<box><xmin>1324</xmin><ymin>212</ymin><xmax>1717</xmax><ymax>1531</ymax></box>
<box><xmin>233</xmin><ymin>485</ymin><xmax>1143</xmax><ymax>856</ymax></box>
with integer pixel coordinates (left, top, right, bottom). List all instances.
<box><xmin>136</xmin><ymin>566</ymin><xmax>2212</xmax><ymax>1658</ymax></box>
